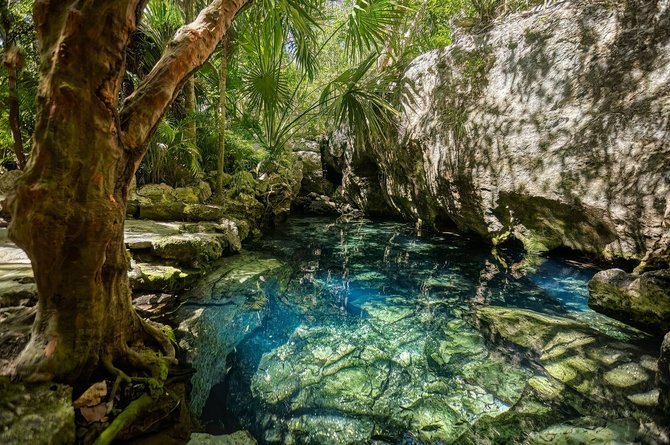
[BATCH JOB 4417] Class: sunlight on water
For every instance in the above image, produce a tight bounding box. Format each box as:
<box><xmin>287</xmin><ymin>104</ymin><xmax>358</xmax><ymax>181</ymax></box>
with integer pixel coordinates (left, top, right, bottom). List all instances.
<box><xmin>201</xmin><ymin>217</ymin><xmax>659</xmax><ymax>445</ymax></box>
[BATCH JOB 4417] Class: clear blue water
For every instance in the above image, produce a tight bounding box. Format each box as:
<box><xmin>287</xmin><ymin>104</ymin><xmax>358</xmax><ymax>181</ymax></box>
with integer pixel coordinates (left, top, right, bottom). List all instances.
<box><xmin>202</xmin><ymin>217</ymin><xmax>659</xmax><ymax>444</ymax></box>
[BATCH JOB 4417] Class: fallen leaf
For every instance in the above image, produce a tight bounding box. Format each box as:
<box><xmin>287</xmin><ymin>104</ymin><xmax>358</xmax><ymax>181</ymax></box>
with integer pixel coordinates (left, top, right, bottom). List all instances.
<box><xmin>74</xmin><ymin>381</ymin><xmax>108</xmax><ymax>408</ymax></box>
<box><xmin>80</xmin><ymin>401</ymin><xmax>112</xmax><ymax>423</ymax></box>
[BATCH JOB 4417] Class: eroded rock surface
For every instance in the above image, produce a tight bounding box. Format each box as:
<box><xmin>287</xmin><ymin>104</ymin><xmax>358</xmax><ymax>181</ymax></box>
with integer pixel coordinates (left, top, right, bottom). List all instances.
<box><xmin>174</xmin><ymin>252</ymin><xmax>290</xmax><ymax>416</ymax></box>
<box><xmin>0</xmin><ymin>378</ymin><xmax>75</xmax><ymax>445</ymax></box>
<box><xmin>335</xmin><ymin>0</ymin><xmax>670</xmax><ymax>259</ymax></box>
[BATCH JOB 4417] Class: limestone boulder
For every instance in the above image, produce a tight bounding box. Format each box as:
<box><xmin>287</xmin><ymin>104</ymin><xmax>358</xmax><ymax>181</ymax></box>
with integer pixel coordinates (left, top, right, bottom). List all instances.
<box><xmin>0</xmin><ymin>378</ymin><xmax>75</xmax><ymax>445</ymax></box>
<box><xmin>124</xmin><ymin>220</ymin><xmax>244</xmax><ymax>268</ymax></box>
<box><xmin>336</xmin><ymin>0</ymin><xmax>670</xmax><ymax>258</ymax></box>
<box><xmin>130</xmin><ymin>181</ymin><xmax>216</xmax><ymax>221</ymax></box>
<box><xmin>588</xmin><ymin>268</ymin><xmax>670</xmax><ymax>337</ymax></box>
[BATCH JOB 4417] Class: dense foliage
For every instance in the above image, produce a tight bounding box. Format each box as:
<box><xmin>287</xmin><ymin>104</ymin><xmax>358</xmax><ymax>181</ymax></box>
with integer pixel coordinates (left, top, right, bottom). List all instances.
<box><xmin>1</xmin><ymin>0</ymin><xmax>544</xmax><ymax>182</ymax></box>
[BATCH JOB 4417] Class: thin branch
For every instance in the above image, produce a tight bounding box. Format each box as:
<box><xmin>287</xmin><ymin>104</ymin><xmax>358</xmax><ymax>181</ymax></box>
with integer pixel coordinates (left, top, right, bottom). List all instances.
<box><xmin>120</xmin><ymin>0</ymin><xmax>248</xmax><ymax>153</ymax></box>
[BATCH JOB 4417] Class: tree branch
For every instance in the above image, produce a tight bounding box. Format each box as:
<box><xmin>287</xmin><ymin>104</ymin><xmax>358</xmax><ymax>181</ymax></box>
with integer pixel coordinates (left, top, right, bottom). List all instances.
<box><xmin>119</xmin><ymin>0</ymin><xmax>248</xmax><ymax>154</ymax></box>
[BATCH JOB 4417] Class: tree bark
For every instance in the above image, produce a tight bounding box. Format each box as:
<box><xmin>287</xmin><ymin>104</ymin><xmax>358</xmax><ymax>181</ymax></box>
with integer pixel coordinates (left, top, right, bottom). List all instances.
<box><xmin>181</xmin><ymin>0</ymin><xmax>197</xmax><ymax>146</ymax></box>
<box><xmin>5</xmin><ymin>0</ymin><xmax>247</xmax><ymax>385</ymax></box>
<box><xmin>216</xmin><ymin>36</ymin><xmax>228</xmax><ymax>202</ymax></box>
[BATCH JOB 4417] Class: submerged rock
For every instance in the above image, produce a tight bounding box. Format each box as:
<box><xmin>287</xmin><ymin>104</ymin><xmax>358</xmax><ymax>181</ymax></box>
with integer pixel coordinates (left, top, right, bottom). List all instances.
<box><xmin>249</xmin><ymin>311</ymin><xmax>531</xmax><ymax>444</ymax></box>
<box><xmin>476</xmin><ymin>307</ymin><xmax>659</xmax><ymax>413</ymax></box>
<box><xmin>174</xmin><ymin>252</ymin><xmax>290</xmax><ymax>416</ymax></box>
<box><xmin>284</xmin><ymin>414</ymin><xmax>373</xmax><ymax>445</ymax></box>
<box><xmin>588</xmin><ymin>268</ymin><xmax>670</xmax><ymax>337</ymax></box>
<box><xmin>0</xmin><ymin>377</ymin><xmax>75</xmax><ymax>445</ymax></box>
<box><xmin>660</xmin><ymin>332</ymin><xmax>670</xmax><ymax>416</ymax></box>
<box><xmin>526</xmin><ymin>417</ymin><xmax>640</xmax><ymax>445</ymax></box>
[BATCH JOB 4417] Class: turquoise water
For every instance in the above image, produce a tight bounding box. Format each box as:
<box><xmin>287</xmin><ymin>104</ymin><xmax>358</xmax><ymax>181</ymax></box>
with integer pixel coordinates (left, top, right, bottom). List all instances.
<box><xmin>202</xmin><ymin>217</ymin><xmax>660</xmax><ymax>444</ymax></box>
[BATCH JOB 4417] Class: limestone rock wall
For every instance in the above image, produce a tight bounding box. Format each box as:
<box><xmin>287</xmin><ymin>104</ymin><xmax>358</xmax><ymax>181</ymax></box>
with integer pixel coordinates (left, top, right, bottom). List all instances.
<box><xmin>342</xmin><ymin>0</ymin><xmax>670</xmax><ymax>258</ymax></box>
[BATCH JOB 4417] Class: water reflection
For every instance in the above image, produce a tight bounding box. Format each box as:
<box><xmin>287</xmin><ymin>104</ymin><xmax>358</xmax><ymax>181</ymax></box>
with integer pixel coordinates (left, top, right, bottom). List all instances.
<box><xmin>202</xmin><ymin>217</ymin><xmax>658</xmax><ymax>444</ymax></box>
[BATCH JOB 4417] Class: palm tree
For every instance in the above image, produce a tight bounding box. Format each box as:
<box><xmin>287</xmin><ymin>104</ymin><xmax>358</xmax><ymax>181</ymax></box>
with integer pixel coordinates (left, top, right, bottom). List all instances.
<box><xmin>235</xmin><ymin>0</ymin><xmax>411</xmax><ymax>155</ymax></box>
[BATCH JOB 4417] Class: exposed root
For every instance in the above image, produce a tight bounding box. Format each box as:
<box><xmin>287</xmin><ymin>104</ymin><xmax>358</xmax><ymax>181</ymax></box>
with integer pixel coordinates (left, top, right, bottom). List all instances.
<box><xmin>95</xmin><ymin>347</ymin><xmax>175</xmax><ymax>444</ymax></box>
<box><xmin>137</xmin><ymin>315</ymin><xmax>177</xmax><ymax>361</ymax></box>
<box><xmin>92</xmin><ymin>393</ymin><xmax>154</xmax><ymax>445</ymax></box>
<box><xmin>102</xmin><ymin>355</ymin><xmax>131</xmax><ymax>403</ymax></box>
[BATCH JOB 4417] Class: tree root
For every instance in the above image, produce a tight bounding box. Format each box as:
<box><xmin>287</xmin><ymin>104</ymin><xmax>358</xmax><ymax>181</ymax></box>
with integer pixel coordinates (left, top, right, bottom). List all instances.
<box><xmin>83</xmin><ymin>314</ymin><xmax>180</xmax><ymax>443</ymax></box>
<box><xmin>92</xmin><ymin>393</ymin><xmax>154</xmax><ymax>445</ymax></box>
<box><xmin>95</xmin><ymin>349</ymin><xmax>174</xmax><ymax>444</ymax></box>
<box><xmin>138</xmin><ymin>316</ymin><xmax>176</xmax><ymax>361</ymax></box>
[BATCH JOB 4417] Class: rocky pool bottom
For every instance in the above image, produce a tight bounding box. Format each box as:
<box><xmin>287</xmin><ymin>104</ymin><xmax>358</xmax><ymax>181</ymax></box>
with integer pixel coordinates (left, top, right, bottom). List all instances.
<box><xmin>176</xmin><ymin>217</ymin><xmax>666</xmax><ymax>445</ymax></box>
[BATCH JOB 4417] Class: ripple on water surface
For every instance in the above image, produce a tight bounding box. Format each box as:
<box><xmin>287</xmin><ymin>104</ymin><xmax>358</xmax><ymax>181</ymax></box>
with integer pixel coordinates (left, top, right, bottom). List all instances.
<box><xmin>201</xmin><ymin>217</ymin><xmax>661</xmax><ymax>445</ymax></box>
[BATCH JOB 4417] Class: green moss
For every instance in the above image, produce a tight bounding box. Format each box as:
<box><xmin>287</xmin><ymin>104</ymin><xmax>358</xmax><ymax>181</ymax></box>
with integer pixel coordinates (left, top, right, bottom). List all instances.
<box><xmin>451</xmin><ymin>46</ymin><xmax>496</xmax><ymax>93</ymax></box>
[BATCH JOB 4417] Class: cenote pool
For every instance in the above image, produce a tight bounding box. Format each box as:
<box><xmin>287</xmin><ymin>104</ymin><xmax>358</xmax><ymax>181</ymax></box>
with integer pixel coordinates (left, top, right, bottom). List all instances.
<box><xmin>198</xmin><ymin>217</ymin><xmax>662</xmax><ymax>444</ymax></box>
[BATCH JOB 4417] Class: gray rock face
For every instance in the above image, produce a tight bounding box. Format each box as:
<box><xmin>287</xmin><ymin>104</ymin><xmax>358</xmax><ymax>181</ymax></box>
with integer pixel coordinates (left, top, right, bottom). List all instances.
<box><xmin>125</xmin><ymin>219</ymin><xmax>244</xmax><ymax>269</ymax></box>
<box><xmin>339</xmin><ymin>0</ymin><xmax>670</xmax><ymax>258</ymax></box>
<box><xmin>0</xmin><ymin>170</ymin><xmax>23</xmax><ymax>196</ymax></box>
<box><xmin>0</xmin><ymin>378</ymin><xmax>75</xmax><ymax>445</ymax></box>
<box><xmin>174</xmin><ymin>252</ymin><xmax>291</xmax><ymax>416</ymax></box>
<box><xmin>294</xmin><ymin>151</ymin><xmax>333</xmax><ymax>197</ymax></box>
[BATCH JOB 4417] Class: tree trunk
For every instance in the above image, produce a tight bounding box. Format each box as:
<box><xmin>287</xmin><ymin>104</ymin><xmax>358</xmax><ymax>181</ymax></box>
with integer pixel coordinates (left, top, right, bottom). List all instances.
<box><xmin>6</xmin><ymin>0</ymin><xmax>247</xmax><ymax>385</ymax></box>
<box><xmin>216</xmin><ymin>36</ymin><xmax>228</xmax><ymax>202</ymax></box>
<box><xmin>182</xmin><ymin>0</ymin><xmax>197</xmax><ymax>146</ymax></box>
<box><xmin>5</xmin><ymin>47</ymin><xmax>26</xmax><ymax>170</ymax></box>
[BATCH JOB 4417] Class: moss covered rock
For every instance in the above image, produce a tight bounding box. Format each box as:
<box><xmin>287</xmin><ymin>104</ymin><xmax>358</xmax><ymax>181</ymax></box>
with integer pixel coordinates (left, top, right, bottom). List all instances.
<box><xmin>129</xmin><ymin>263</ymin><xmax>196</xmax><ymax>293</ymax></box>
<box><xmin>477</xmin><ymin>307</ymin><xmax>659</xmax><ymax>411</ymax></box>
<box><xmin>588</xmin><ymin>268</ymin><xmax>670</xmax><ymax>337</ymax></box>
<box><xmin>0</xmin><ymin>378</ymin><xmax>75</xmax><ymax>445</ymax></box>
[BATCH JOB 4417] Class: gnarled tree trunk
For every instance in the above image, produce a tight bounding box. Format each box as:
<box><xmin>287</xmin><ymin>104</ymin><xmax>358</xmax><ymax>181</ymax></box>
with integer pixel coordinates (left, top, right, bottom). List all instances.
<box><xmin>181</xmin><ymin>0</ymin><xmax>198</xmax><ymax>146</ymax></box>
<box><xmin>5</xmin><ymin>0</ymin><xmax>247</xmax><ymax>385</ymax></box>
